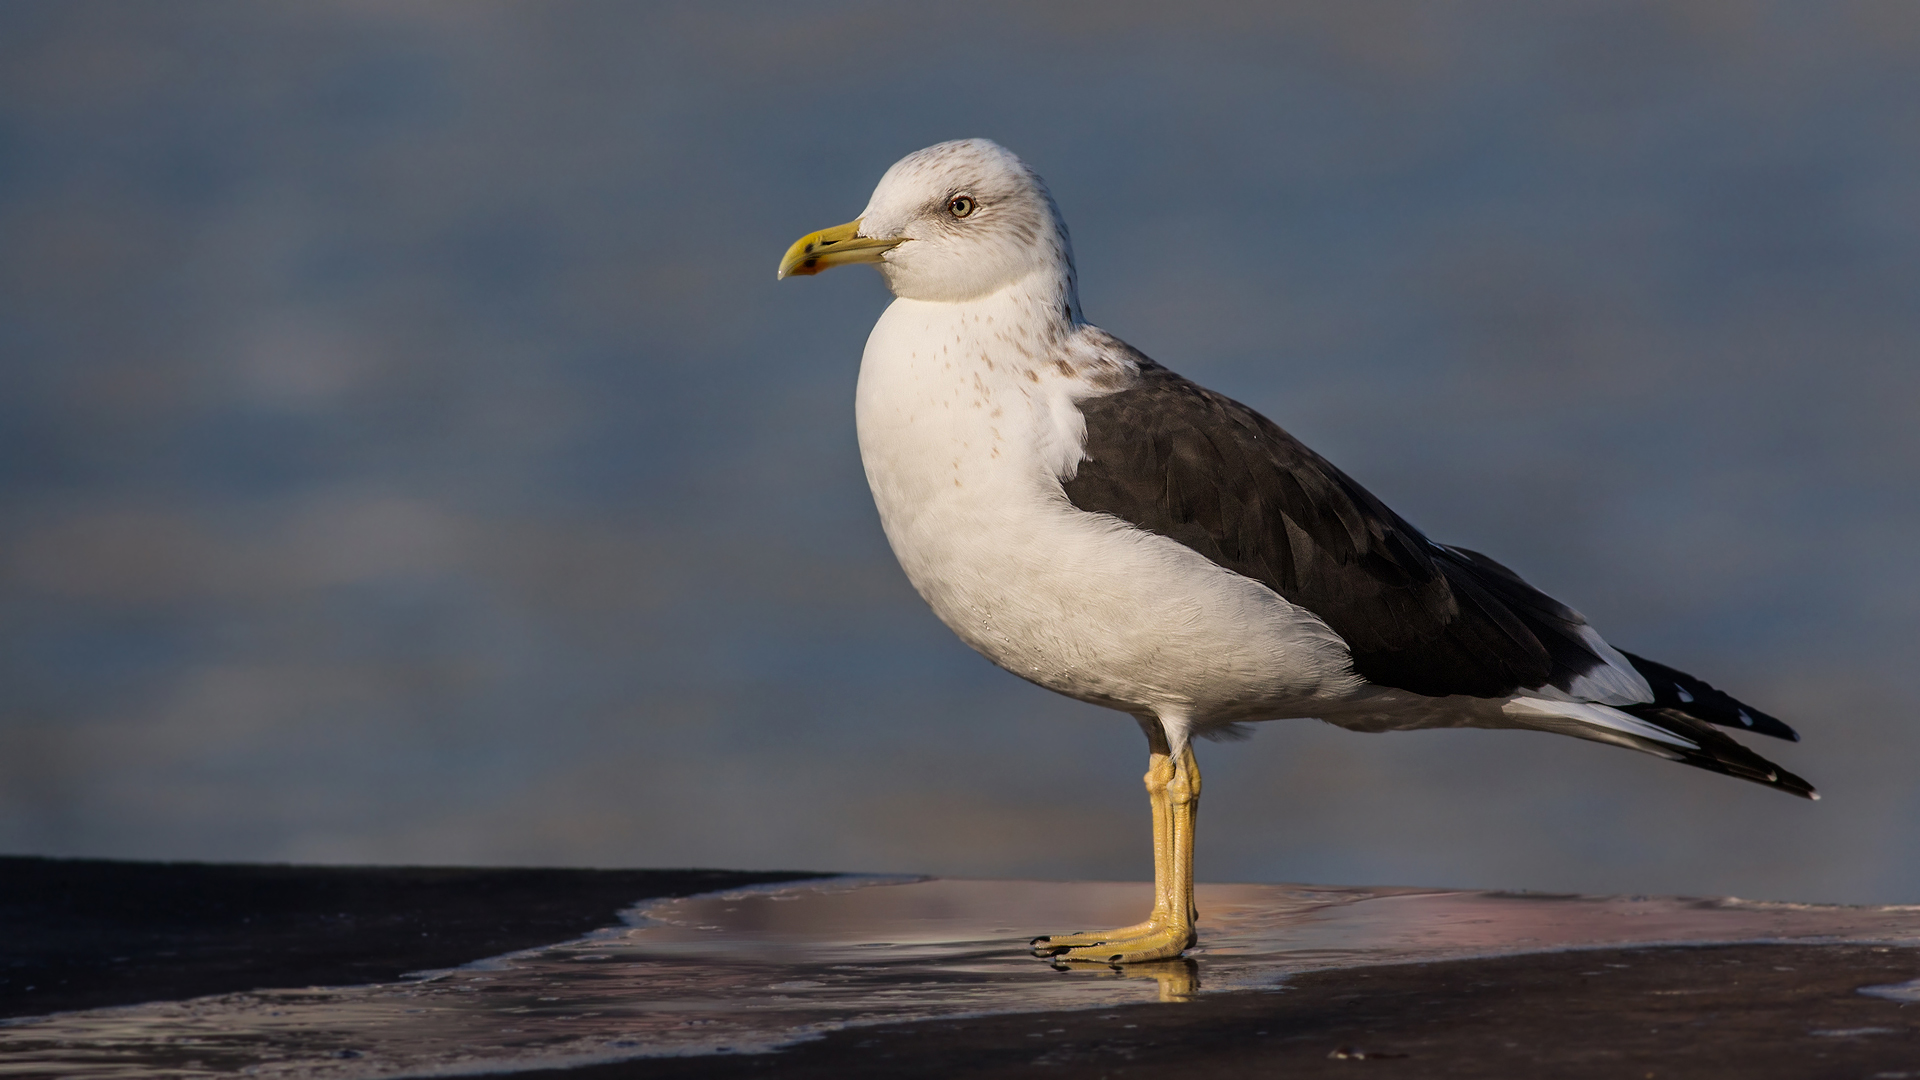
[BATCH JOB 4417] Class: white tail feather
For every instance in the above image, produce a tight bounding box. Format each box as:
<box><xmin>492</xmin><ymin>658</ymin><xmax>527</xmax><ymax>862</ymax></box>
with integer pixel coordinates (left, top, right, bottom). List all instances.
<box><xmin>1502</xmin><ymin>697</ymin><xmax>1697</xmax><ymax>752</ymax></box>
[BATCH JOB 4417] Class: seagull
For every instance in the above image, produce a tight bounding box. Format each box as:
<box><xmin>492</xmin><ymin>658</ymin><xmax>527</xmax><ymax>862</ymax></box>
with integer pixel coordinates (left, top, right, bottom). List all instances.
<box><xmin>777</xmin><ymin>138</ymin><xmax>1813</xmax><ymax>965</ymax></box>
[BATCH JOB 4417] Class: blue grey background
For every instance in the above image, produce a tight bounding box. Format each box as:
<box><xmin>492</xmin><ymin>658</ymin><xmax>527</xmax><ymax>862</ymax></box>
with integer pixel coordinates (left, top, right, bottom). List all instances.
<box><xmin>3</xmin><ymin>1</ymin><xmax>1915</xmax><ymax>904</ymax></box>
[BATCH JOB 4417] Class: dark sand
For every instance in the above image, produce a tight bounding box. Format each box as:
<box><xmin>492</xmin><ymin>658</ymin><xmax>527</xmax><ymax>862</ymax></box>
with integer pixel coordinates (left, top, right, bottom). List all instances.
<box><xmin>0</xmin><ymin>856</ymin><xmax>816</xmax><ymax>1017</ymax></box>
<box><xmin>552</xmin><ymin>943</ymin><xmax>1920</xmax><ymax>1080</ymax></box>
<box><xmin>3</xmin><ymin>857</ymin><xmax>1916</xmax><ymax>1079</ymax></box>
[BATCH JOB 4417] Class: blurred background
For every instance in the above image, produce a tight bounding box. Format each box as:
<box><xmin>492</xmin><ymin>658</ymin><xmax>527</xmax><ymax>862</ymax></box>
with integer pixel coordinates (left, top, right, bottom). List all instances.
<box><xmin>2</xmin><ymin>1</ymin><xmax>1916</xmax><ymax>905</ymax></box>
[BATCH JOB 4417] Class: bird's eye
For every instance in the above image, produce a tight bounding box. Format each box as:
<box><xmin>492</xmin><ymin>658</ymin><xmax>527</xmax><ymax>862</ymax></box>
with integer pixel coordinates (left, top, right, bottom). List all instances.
<box><xmin>948</xmin><ymin>194</ymin><xmax>977</xmax><ymax>219</ymax></box>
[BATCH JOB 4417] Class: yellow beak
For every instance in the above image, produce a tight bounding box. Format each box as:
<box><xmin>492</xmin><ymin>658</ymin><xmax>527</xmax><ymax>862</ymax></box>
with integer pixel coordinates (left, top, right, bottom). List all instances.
<box><xmin>777</xmin><ymin>219</ymin><xmax>904</xmax><ymax>280</ymax></box>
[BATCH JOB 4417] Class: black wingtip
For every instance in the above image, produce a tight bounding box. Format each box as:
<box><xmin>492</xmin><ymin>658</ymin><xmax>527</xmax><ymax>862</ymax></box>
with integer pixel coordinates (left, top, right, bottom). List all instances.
<box><xmin>1681</xmin><ymin>738</ymin><xmax>1817</xmax><ymax>801</ymax></box>
<box><xmin>1618</xmin><ymin>703</ymin><xmax>1817</xmax><ymax>800</ymax></box>
<box><xmin>1617</xmin><ymin>650</ymin><xmax>1800</xmax><ymax>742</ymax></box>
<box><xmin>1765</xmin><ymin>764</ymin><xmax>1819</xmax><ymax>801</ymax></box>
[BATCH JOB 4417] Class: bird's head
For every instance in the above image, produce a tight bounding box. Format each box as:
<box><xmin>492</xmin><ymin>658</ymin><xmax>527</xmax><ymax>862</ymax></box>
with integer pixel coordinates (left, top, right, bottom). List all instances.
<box><xmin>778</xmin><ymin>138</ymin><xmax>1076</xmax><ymax>305</ymax></box>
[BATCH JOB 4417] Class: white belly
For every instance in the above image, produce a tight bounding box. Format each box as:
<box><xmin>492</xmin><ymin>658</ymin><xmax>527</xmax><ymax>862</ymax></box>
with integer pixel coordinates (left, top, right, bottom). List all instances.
<box><xmin>853</xmin><ymin>296</ymin><xmax>1361</xmax><ymax>725</ymax></box>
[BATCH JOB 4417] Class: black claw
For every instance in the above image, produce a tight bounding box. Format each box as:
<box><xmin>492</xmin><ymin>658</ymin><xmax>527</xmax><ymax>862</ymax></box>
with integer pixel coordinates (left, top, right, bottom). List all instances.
<box><xmin>1108</xmin><ymin>953</ymin><xmax>1123</xmax><ymax>963</ymax></box>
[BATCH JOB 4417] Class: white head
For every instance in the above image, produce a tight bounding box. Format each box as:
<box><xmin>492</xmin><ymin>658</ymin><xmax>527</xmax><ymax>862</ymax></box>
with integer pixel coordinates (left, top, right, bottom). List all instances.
<box><xmin>779</xmin><ymin>139</ymin><xmax>1079</xmax><ymax>314</ymax></box>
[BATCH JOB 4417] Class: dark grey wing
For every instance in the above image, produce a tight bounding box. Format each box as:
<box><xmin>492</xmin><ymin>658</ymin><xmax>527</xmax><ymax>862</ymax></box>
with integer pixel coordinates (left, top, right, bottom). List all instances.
<box><xmin>1062</xmin><ymin>360</ymin><xmax>1615</xmax><ymax>700</ymax></box>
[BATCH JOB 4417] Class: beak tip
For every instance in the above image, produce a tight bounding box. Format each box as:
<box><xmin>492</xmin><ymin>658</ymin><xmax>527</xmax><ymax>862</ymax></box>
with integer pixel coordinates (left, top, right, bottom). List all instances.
<box><xmin>779</xmin><ymin>218</ymin><xmax>883</xmax><ymax>282</ymax></box>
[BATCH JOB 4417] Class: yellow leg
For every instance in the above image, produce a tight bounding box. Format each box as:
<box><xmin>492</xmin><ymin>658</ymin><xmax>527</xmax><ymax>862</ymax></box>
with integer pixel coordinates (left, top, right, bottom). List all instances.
<box><xmin>1031</xmin><ymin>727</ymin><xmax>1201</xmax><ymax>964</ymax></box>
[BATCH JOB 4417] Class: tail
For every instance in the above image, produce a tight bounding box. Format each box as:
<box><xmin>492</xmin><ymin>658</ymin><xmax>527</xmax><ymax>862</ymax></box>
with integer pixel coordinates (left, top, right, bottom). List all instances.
<box><xmin>1504</xmin><ymin>654</ymin><xmax>1815</xmax><ymax>800</ymax></box>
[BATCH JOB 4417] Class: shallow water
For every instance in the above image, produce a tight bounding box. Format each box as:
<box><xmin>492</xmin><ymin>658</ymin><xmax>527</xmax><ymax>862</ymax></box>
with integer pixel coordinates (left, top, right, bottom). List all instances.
<box><xmin>5</xmin><ymin>877</ymin><xmax>1919</xmax><ymax>1078</ymax></box>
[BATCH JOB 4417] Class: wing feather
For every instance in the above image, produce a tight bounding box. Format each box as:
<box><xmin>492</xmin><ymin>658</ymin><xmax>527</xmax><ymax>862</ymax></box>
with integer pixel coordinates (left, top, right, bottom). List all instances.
<box><xmin>1063</xmin><ymin>359</ymin><xmax>1612</xmax><ymax>699</ymax></box>
<box><xmin>1060</xmin><ymin>350</ymin><xmax>1809</xmax><ymax>795</ymax></box>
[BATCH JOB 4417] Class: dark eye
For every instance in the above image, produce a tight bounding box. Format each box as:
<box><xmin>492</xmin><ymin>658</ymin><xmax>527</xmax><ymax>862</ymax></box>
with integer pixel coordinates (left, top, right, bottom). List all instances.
<box><xmin>947</xmin><ymin>194</ymin><xmax>977</xmax><ymax>219</ymax></box>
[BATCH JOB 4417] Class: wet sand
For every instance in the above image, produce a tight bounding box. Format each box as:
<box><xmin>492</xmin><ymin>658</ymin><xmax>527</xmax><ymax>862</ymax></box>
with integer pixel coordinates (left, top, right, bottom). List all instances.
<box><xmin>555</xmin><ymin>943</ymin><xmax>1920</xmax><ymax>1080</ymax></box>
<box><xmin>3</xmin><ymin>857</ymin><xmax>1916</xmax><ymax>1078</ymax></box>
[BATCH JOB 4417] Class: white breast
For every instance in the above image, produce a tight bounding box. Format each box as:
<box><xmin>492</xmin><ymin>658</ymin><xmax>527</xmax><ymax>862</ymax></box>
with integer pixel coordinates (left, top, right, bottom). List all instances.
<box><xmin>853</xmin><ymin>289</ymin><xmax>1362</xmax><ymax>727</ymax></box>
